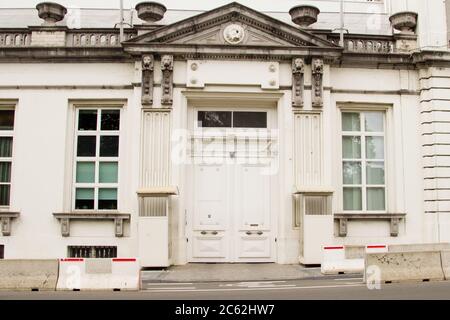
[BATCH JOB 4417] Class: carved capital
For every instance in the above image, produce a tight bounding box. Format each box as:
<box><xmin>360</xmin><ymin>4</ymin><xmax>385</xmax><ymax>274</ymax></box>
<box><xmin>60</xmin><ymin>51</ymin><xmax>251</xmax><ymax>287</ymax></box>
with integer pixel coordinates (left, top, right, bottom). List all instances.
<box><xmin>292</xmin><ymin>57</ymin><xmax>305</xmax><ymax>108</ymax></box>
<box><xmin>141</xmin><ymin>54</ymin><xmax>154</xmax><ymax>106</ymax></box>
<box><xmin>161</xmin><ymin>55</ymin><xmax>174</xmax><ymax>106</ymax></box>
<box><xmin>311</xmin><ymin>58</ymin><xmax>324</xmax><ymax>108</ymax></box>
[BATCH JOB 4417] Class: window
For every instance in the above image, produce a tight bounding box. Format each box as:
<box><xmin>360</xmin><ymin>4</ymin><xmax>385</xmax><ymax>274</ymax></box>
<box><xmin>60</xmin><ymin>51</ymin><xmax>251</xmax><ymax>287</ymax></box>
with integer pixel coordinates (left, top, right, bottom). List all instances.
<box><xmin>74</xmin><ymin>108</ymin><xmax>120</xmax><ymax>210</ymax></box>
<box><xmin>197</xmin><ymin>111</ymin><xmax>267</xmax><ymax>128</ymax></box>
<box><xmin>68</xmin><ymin>245</ymin><xmax>117</xmax><ymax>258</ymax></box>
<box><xmin>341</xmin><ymin>111</ymin><xmax>386</xmax><ymax>212</ymax></box>
<box><xmin>0</xmin><ymin>109</ymin><xmax>15</xmax><ymax>207</ymax></box>
<box><xmin>0</xmin><ymin>244</ymin><xmax>4</xmax><ymax>259</ymax></box>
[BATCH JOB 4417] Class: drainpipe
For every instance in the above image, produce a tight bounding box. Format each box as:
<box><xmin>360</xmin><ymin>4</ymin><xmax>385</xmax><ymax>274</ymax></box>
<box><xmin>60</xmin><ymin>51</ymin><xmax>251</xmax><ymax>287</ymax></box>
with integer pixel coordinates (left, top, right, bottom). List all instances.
<box><xmin>339</xmin><ymin>0</ymin><xmax>344</xmax><ymax>46</ymax></box>
<box><xmin>119</xmin><ymin>0</ymin><xmax>124</xmax><ymax>42</ymax></box>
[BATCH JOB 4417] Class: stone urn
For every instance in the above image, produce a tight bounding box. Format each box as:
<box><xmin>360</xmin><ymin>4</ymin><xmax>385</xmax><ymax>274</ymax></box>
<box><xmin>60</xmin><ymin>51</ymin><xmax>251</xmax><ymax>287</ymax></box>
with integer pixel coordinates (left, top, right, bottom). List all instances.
<box><xmin>289</xmin><ymin>5</ymin><xmax>320</xmax><ymax>28</ymax></box>
<box><xmin>135</xmin><ymin>2</ymin><xmax>167</xmax><ymax>24</ymax></box>
<box><xmin>36</xmin><ymin>2</ymin><xmax>67</xmax><ymax>26</ymax></box>
<box><xmin>389</xmin><ymin>11</ymin><xmax>418</xmax><ymax>34</ymax></box>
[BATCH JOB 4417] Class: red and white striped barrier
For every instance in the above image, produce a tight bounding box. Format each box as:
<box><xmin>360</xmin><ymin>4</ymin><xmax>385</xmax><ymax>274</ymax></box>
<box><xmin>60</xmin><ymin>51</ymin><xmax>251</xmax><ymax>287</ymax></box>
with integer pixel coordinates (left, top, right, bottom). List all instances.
<box><xmin>321</xmin><ymin>245</ymin><xmax>387</xmax><ymax>275</ymax></box>
<box><xmin>57</xmin><ymin>258</ymin><xmax>140</xmax><ymax>291</ymax></box>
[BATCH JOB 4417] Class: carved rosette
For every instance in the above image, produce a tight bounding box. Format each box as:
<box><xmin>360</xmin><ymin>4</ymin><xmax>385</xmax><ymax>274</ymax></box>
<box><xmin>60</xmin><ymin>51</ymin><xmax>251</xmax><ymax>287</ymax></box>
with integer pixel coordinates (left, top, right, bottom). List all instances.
<box><xmin>161</xmin><ymin>55</ymin><xmax>174</xmax><ymax>106</ymax></box>
<box><xmin>311</xmin><ymin>58</ymin><xmax>324</xmax><ymax>108</ymax></box>
<box><xmin>292</xmin><ymin>57</ymin><xmax>305</xmax><ymax>108</ymax></box>
<box><xmin>141</xmin><ymin>54</ymin><xmax>154</xmax><ymax>106</ymax></box>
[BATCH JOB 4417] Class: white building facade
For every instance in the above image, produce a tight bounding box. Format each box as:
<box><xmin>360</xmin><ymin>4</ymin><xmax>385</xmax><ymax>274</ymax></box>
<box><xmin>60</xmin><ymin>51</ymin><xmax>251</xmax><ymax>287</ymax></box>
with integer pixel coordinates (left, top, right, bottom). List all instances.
<box><xmin>0</xmin><ymin>0</ymin><xmax>449</xmax><ymax>266</ymax></box>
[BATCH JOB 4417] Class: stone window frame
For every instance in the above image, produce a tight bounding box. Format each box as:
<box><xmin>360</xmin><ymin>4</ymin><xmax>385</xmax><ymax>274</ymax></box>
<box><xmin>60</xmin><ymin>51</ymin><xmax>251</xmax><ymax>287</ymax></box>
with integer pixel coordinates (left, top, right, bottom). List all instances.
<box><xmin>0</xmin><ymin>104</ymin><xmax>16</xmax><ymax>209</ymax></box>
<box><xmin>337</xmin><ymin>104</ymin><xmax>394</xmax><ymax>215</ymax></box>
<box><xmin>72</xmin><ymin>107</ymin><xmax>121</xmax><ymax>212</ymax></box>
<box><xmin>64</xmin><ymin>100</ymin><xmax>127</xmax><ymax>214</ymax></box>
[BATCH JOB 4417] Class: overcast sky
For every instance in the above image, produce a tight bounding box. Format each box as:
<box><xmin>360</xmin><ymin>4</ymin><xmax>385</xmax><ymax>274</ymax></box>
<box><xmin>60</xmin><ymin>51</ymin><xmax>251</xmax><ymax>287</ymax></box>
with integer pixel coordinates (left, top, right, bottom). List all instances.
<box><xmin>0</xmin><ymin>0</ymin><xmax>318</xmax><ymax>11</ymax></box>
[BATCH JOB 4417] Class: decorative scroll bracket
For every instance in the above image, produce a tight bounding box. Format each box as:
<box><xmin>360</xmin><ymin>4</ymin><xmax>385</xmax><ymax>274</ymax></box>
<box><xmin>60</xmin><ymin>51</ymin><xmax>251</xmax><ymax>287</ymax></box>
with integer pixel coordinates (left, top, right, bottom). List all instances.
<box><xmin>311</xmin><ymin>58</ymin><xmax>324</xmax><ymax>108</ymax></box>
<box><xmin>0</xmin><ymin>212</ymin><xmax>19</xmax><ymax>236</ymax></box>
<box><xmin>115</xmin><ymin>218</ymin><xmax>124</xmax><ymax>237</ymax></box>
<box><xmin>292</xmin><ymin>57</ymin><xmax>305</xmax><ymax>108</ymax></box>
<box><xmin>141</xmin><ymin>54</ymin><xmax>154</xmax><ymax>106</ymax></box>
<box><xmin>161</xmin><ymin>55</ymin><xmax>174</xmax><ymax>106</ymax></box>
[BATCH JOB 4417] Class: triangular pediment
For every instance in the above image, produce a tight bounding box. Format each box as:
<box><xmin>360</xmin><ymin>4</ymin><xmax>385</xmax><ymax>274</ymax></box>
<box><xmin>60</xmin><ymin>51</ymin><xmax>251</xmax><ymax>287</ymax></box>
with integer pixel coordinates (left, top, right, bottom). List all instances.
<box><xmin>126</xmin><ymin>2</ymin><xmax>338</xmax><ymax>49</ymax></box>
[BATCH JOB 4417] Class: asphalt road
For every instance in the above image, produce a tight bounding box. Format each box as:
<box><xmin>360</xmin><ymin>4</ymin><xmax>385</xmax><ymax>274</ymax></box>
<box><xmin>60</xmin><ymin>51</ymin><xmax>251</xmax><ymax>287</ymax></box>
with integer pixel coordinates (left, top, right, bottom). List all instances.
<box><xmin>0</xmin><ymin>277</ymin><xmax>449</xmax><ymax>300</ymax></box>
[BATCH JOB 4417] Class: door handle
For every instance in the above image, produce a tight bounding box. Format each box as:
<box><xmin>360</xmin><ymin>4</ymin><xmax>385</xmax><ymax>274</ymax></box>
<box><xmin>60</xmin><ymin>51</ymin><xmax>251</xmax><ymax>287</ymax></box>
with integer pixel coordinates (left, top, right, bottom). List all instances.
<box><xmin>200</xmin><ymin>231</ymin><xmax>207</xmax><ymax>235</ymax></box>
<box><xmin>211</xmin><ymin>231</ymin><xmax>218</xmax><ymax>235</ymax></box>
<box><xmin>246</xmin><ymin>231</ymin><xmax>252</xmax><ymax>235</ymax></box>
<box><xmin>257</xmin><ymin>231</ymin><xmax>263</xmax><ymax>235</ymax></box>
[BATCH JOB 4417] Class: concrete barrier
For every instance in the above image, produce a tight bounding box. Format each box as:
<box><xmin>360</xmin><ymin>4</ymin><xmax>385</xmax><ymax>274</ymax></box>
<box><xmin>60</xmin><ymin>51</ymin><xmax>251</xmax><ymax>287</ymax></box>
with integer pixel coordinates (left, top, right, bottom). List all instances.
<box><xmin>57</xmin><ymin>258</ymin><xmax>140</xmax><ymax>291</ymax></box>
<box><xmin>364</xmin><ymin>251</ymin><xmax>445</xmax><ymax>283</ymax></box>
<box><xmin>321</xmin><ymin>246</ymin><xmax>364</xmax><ymax>275</ymax></box>
<box><xmin>441</xmin><ymin>250</ymin><xmax>450</xmax><ymax>280</ymax></box>
<box><xmin>389</xmin><ymin>243</ymin><xmax>450</xmax><ymax>253</ymax></box>
<box><xmin>0</xmin><ymin>259</ymin><xmax>59</xmax><ymax>291</ymax></box>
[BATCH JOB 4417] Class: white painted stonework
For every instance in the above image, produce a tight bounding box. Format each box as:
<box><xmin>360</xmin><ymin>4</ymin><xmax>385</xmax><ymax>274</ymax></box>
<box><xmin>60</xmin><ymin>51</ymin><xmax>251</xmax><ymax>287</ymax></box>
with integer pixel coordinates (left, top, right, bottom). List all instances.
<box><xmin>0</xmin><ymin>1</ymin><xmax>449</xmax><ymax>266</ymax></box>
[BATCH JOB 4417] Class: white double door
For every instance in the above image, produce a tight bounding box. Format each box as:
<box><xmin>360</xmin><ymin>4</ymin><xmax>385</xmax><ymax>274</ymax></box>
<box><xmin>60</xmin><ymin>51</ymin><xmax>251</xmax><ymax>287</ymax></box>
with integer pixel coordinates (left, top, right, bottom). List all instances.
<box><xmin>187</xmin><ymin>131</ymin><xmax>277</xmax><ymax>263</ymax></box>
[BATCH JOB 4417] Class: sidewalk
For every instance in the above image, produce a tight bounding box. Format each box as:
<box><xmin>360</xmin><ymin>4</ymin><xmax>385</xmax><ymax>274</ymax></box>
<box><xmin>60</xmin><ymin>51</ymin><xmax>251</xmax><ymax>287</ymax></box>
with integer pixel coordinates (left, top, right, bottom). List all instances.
<box><xmin>141</xmin><ymin>263</ymin><xmax>349</xmax><ymax>283</ymax></box>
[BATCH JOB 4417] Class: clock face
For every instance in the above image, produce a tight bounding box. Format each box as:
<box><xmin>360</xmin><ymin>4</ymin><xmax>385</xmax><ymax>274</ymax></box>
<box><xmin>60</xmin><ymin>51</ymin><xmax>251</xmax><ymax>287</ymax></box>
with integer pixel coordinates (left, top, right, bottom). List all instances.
<box><xmin>223</xmin><ymin>24</ymin><xmax>245</xmax><ymax>44</ymax></box>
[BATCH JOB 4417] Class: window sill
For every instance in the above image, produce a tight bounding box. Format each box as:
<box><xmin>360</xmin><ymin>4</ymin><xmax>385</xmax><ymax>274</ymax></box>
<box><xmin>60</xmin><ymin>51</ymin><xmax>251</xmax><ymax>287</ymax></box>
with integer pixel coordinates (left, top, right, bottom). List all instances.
<box><xmin>53</xmin><ymin>212</ymin><xmax>130</xmax><ymax>237</ymax></box>
<box><xmin>334</xmin><ymin>213</ymin><xmax>406</xmax><ymax>237</ymax></box>
<box><xmin>0</xmin><ymin>211</ymin><xmax>20</xmax><ymax>236</ymax></box>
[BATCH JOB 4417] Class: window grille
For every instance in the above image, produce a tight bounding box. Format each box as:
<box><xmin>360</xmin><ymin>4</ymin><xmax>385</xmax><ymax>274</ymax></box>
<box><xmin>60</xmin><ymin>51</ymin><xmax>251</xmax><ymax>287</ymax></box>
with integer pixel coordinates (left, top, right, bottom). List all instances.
<box><xmin>68</xmin><ymin>245</ymin><xmax>117</xmax><ymax>258</ymax></box>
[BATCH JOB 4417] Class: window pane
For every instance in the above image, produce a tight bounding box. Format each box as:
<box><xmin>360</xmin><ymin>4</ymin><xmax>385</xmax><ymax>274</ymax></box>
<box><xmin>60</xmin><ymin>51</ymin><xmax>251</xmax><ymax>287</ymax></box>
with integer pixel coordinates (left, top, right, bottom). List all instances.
<box><xmin>0</xmin><ymin>137</ymin><xmax>12</xmax><ymax>157</ymax></box>
<box><xmin>367</xmin><ymin>188</ymin><xmax>385</xmax><ymax>211</ymax></box>
<box><xmin>366</xmin><ymin>136</ymin><xmax>384</xmax><ymax>159</ymax></box>
<box><xmin>343</xmin><ymin>187</ymin><xmax>362</xmax><ymax>211</ymax></box>
<box><xmin>98</xmin><ymin>188</ymin><xmax>117</xmax><ymax>210</ymax></box>
<box><xmin>197</xmin><ymin>111</ymin><xmax>231</xmax><ymax>128</ymax></box>
<box><xmin>343</xmin><ymin>162</ymin><xmax>361</xmax><ymax>185</ymax></box>
<box><xmin>0</xmin><ymin>185</ymin><xmax>10</xmax><ymax>206</ymax></box>
<box><xmin>101</xmin><ymin>110</ymin><xmax>120</xmax><ymax>131</ymax></box>
<box><xmin>99</xmin><ymin>162</ymin><xmax>118</xmax><ymax>183</ymax></box>
<box><xmin>367</xmin><ymin>162</ymin><xmax>385</xmax><ymax>185</ymax></box>
<box><xmin>76</xmin><ymin>162</ymin><xmax>95</xmax><ymax>183</ymax></box>
<box><xmin>0</xmin><ymin>162</ymin><xmax>11</xmax><ymax>183</ymax></box>
<box><xmin>75</xmin><ymin>188</ymin><xmax>94</xmax><ymax>209</ymax></box>
<box><xmin>342</xmin><ymin>113</ymin><xmax>360</xmax><ymax>131</ymax></box>
<box><xmin>342</xmin><ymin>136</ymin><xmax>361</xmax><ymax>159</ymax></box>
<box><xmin>78</xmin><ymin>110</ymin><xmax>97</xmax><ymax>131</ymax></box>
<box><xmin>365</xmin><ymin>112</ymin><xmax>384</xmax><ymax>132</ymax></box>
<box><xmin>100</xmin><ymin>136</ymin><xmax>119</xmax><ymax>157</ymax></box>
<box><xmin>0</xmin><ymin>110</ymin><xmax>15</xmax><ymax>130</ymax></box>
<box><xmin>77</xmin><ymin>136</ymin><xmax>96</xmax><ymax>157</ymax></box>
<box><xmin>233</xmin><ymin>112</ymin><xmax>267</xmax><ymax>128</ymax></box>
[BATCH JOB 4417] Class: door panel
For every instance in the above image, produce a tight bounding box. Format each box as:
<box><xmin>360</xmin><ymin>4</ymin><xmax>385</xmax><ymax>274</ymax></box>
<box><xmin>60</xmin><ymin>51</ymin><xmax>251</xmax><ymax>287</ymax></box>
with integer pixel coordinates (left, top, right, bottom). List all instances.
<box><xmin>193</xmin><ymin>164</ymin><xmax>228</xmax><ymax>230</ymax></box>
<box><xmin>235</xmin><ymin>164</ymin><xmax>271</xmax><ymax>231</ymax></box>
<box><xmin>192</xmin><ymin>231</ymin><xmax>228</xmax><ymax>259</ymax></box>
<box><xmin>237</xmin><ymin>232</ymin><xmax>271</xmax><ymax>259</ymax></box>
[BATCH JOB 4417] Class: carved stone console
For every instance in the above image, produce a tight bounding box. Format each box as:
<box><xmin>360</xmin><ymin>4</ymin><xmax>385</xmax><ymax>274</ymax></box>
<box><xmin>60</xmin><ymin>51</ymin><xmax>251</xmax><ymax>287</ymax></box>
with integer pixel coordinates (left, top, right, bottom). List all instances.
<box><xmin>53</xmin><ymin>212</ymin><xmax>130</xmax><ymax>237</ymax></box>
<box><xmin>334</xmin><ymin>213</ymin><xmax>406</xmax><ymax>237</ymax></box>
<box><xmin>0</xmin><ymin>212</ymin><xmax>19</xmax><ymax>236</ymax></box>
<box><xmin>141</xmin><ymin>54</ymin><xmax>154</xmax><ymax>106</ymax></box>
<box><xmin>292</xmin><ymin>57</ymin><xmax>305</xmax><ymax>108</ymax></box>
<box><xmin>311</xmin><ymin>58</ymin><xmax>323</xmax><ymax>107</ymax></box>
<box><xmin>161</xmin><ymin>55</ymin><xmax>174</xmax><ymax>106</ymax></box>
